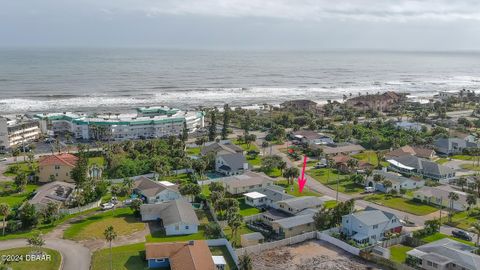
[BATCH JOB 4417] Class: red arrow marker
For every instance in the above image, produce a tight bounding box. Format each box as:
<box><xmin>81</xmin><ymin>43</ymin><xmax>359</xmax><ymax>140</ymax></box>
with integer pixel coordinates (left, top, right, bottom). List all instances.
<box><xmin>298</xmin><ymin>155</ymin><xmax>308</xmax><ymax>193</ymax></box>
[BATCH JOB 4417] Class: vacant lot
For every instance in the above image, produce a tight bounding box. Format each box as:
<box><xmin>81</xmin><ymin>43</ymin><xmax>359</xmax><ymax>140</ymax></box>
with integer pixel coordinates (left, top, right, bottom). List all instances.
<box><xmin>251</xmin><ymin>240</ymin><xmax>378</xmax><ymax>270</ymax></box>
<box><xmin>365</xmin><ymin>194</ymin><xmax>438</xmax><ymax>216</ymax></box>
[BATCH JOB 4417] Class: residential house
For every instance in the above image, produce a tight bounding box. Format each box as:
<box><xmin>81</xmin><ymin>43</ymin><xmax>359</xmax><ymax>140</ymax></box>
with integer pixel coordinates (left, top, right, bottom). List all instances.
<box><xmin>38</xmin><ymin>153</ymin><xmax>79</xmax><ymax>183</ymax></box>
<box><xmin>133</xmin><ymin>176</ymin><xmax>181</xmax><ymax>204</ymax></box>
<box><xmin>218</xmin><ymin>171</ymin><xmax>274</xmax><ymax>195</ymax></box>
<box><xmin>387</xmin><ymin>155</ymin><xmax>455</xmax><ymax>183</ymax></box>
<box><xmin>413</xmin><ymin>185</ymin><xmax>478</xmax><ymax>211</ymax></box>
<box><xmin>434</xmin><ymin>138</ymin><xmax>479</xmax><ymax>156</ymax></box>
<box><xmin>406</xmin><ymin>238</ymin><xmax>480</xmax><ymax>270</ymax></box>
<box><xmin>291</xmin><ymin>130</ymin><xmax>334</xmax><ymax>146</ymax></box>
<box><xmin>29</xmin><ymin>181</ymin><xmax>75</xmax><ymax>211</ymax></box>
<box><xmin>200</xmin><ymin>140</ymin><xmax>243</xmax><ymax>156</ymax></box>
<box><xmin>366</xmin><ymin>170</ymin><xmax>425</xmax><ymax>193</ymax></box>
<box><xmin>385</xmin><ymin>145</ymin><xmax>436</xmax><ymax>160</ymax></box>
<box><xmin>280</xmin><ymin>99</ymin><xmax>319</xmax><ymax>113</ymax></box>
<box><xmin>215</xmin><ymin>153</ymin><xmax>249</xmax><ymax>176</ymax></box>
<box><xmin>435</xmin><ymin>91</ymin><xmax>460</xmax><ymax>101</ymax></box>
<box><xmin>345</xmin><ymin>91</ymin><xmax>404</xmax><ymax>112</ymax></box>
<box><xmin>274</xmin><ymin>196</ymin><xmax>324</xmax><ymax>215</ymax></box>
<box><xmin>341</xmin><ymin>207</ymin><xmax>402</xmax><ymax>245</ymax></box>
<box><xmin>243</xmin><ymin>185</ymin><xmax>294</xmax><ymax>208</ymax></box>
<box><xmin>394</xmin><ymin>121</ymin><xmax>424</xmax><ymax>132</ymax></box>
<box><xmin>320</xmin><ymin>143</ymin><xmax>365</xmax><ymax>155</ymax></box>
<box><xmin>140</xmin><ymin>199</ymin><xmax>200</xmax><ymax>235</ymax></box>
<box><xmin>145</xmin><ymin>241</ymin><xmax>216</xmax><ymax>270</ymax></box>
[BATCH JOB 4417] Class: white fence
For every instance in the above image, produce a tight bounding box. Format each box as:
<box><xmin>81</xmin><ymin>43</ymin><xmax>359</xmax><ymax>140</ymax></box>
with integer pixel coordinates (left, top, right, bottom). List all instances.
<box><xmin>242</xmin><ymin>213</ymin><xmax>263</xmax><ymax>223</ymax></box>
<box><xmin>60</xmin><ymin>199</ymin><xmax>101</xmax><ymax>215</ymax></box>
<box><xmin>317</xmin><ymin>230</ymin><xmax>361</xmax><ymax>256</ymax></box>
<box><xmin>236</xmin><ymin>231</ymin><xmax>317</xmax><ymax>256</ymax></box>
<box><xmin>207</xmin><ymin>238</ymin><xmax>239</xmax><ymax>265</ymax></box>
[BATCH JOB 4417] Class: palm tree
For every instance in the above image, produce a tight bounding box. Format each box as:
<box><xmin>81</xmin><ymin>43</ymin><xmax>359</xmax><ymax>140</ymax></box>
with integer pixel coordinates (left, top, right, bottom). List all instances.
<box><xmin>122</xmin><ymin>177</ymin><xmax>134</xmax><ymax>195</ymax></box>
<box><xmin>0</xmin><ymin>203</ymin><xmax>10</xmax><ymax>236</ymax></box>
<box><xmin>447</xmin><ymin>192</ymin><xmax>459</xmax><ymax>223</ymax></box>
<box><xmin>227</xmin><ymin>213</ymin><xmax>243</xmax><ymax>245</ymax></box>
<box><xmin>382</xmin><ymin>180</ymin><xmax>393</xmax><ymax>192</ymax></box>
<box><xmin>238</xmin><ymin>252</ymin><xmax>253</xmax><ymax>270</ymax></box>
<box><xmin>466</xmin><ymin>194</ymin><xmax>477</xmax><ymax>213</ymax></box>
<box><xmin>104</xmin><ymin>226</ymin><xmax>117</xmax><ymax>270</ymax></box>
<box><xmin>471</xmin><ymin>222</ymin><xmax>480</xmax><ymax>246</ymax></box>
<box><xmin>457</xmin><ymin>177</ymin><xmax>467</xmax><ymax>192</ymax></box>
<box><xmin>347</xmin><ymin>158</ymin><xmax>358</xmax><ymax>172</ymax></box>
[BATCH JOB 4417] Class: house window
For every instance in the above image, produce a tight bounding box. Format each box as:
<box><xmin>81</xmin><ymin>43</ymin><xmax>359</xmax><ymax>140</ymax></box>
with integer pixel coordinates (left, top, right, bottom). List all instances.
<box><xmin>155</xmin><ymin>258</ymin><xmax>166</xmax><ymax>263</ymax></box>
<box><xmin>373</xmin><ymin>225</ymin><xmax>378</xmax><ymax>229</ymax></box>
<box><xmin>185</xmin><ymin>226</ymin><xmax>189</xmax><ymax>230</ymax></box>
<box><xmin>55</xmin><ymin>165</ymin><xmax>60</xmax><ymax>170</ymax></box>
<box><xmin>427</xmin><ymin>261</ymin><xmax>432</xmax><ymax>266</ymax></box>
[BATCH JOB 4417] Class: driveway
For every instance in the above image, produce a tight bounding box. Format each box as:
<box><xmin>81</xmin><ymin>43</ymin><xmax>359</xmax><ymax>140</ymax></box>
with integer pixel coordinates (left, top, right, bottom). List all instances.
<box><xmin>0</xmin><ymin>238</ymin><xmax>91</xmax><ymax>270</ymax></box>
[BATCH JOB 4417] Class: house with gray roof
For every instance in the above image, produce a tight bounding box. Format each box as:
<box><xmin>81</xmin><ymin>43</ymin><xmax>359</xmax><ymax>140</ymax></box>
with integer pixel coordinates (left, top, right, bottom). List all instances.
<box><xmin>140</xmin><ymin>199</ymin><xmax>200</xmax><ymax>235</ymax></box>
<box><xmin>413</xmin><ymin>185</ymin><xmax>478</xmax><ymax>211</ymax></box>
<box><xmin>29</xmin><ymin>181</ymin><xmax>75</xmax><ymax>211</ymax></box>
<box><xmin>271</xmin><ymin>212</ymin><xmax>316</xmax><ymax>238</ymax></box>
<box><xmin>243</xmin><ymin>186</ymin><xmax>294</xmax><ymax>208</ymax></box>
<box><xmin>365</xmin><ymin>170</ymin><xmax>425</xmax><ymax>193</ymax></box>
<box><xmin>275</xmin><ymin>196</ymin><xmax>324</xmax><ymax>215</ymax></box>
<box><xmin>215</xmin><ymin>153</ymin><xmax>249</xmax><ymax>176</ymax></box>
<box><xmin>406</xmin><ymin>238</ymin><xmax>480</xmax><ymax>270</ymax></box>
<box><xmin>387</xmin><ymin>155</ymin><xmax>455</xmax><ymax>183</ymax></box>
<box><xmin>201</xmin><ymin>140</ymin><xmax>243</xmax><ymax>156</ymax></box>
<box><xmin>133</xmin><ymin>176</ymin><xmax>181</xmax><ymax>204</ymax></box>
<box><xmin>218</xmin><ymin>171</ymin><xmax>274</xmax><ymax>195</ymax></box>
<box><xmin>341</xmin><ymin>207</ymin><xmax>402</xmax><ymax>245</ymax></box>
<box><xmin>434</xmin><ymin>137</ymin><xmax>479</xmax><ymax>156</ymax></box>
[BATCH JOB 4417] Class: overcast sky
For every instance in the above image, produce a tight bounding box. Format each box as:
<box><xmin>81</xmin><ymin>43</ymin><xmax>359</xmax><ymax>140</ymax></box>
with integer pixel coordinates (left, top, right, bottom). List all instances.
<box><xmin>2</xmin><ymin>0</ymin><xmax>480</xmax><ymax>50</ymax></box>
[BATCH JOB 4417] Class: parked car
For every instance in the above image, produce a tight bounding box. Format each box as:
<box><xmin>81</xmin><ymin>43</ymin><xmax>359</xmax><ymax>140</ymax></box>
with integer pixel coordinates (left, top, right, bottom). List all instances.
<box><xmin>123</xmin><ymin>199</ymin><xmax>133</xmax><ymax>205</ymax></box>
<box><xmin>0</xmin><ymin>158</ymin><xmax>7</xmax><ymax>162</ymax></box>
<box><xmin>110</xmin><ymin>196</ymin><xmax>119</xmax><ymax>205</ymax></box>
<box><xmin>101</xmin><ymin>202</ymin><xmax>115</xmax><ymax>210</ymax></box>
<box><xmin>452</xmin><ymin>230</ymin><xmax>472</xmax><ymax>241</ymax></box>
<box><xmin>364</xmin><ymin>186</ymin><xmax>375</xmax><ymax>193</ymax></box>
<box><xmin>315</xmin><ymin>162</ymin><xmax>327</xmax><ymax>169</ymax></box>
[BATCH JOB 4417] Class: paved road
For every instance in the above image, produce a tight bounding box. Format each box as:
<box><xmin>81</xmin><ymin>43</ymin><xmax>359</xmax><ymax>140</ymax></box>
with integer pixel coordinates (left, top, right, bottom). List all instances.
<box><xmin>0</xmin><ymin>238</ymin><xmax>91</xmax><ymax>270</ymax></box>
<box><xmin>251</xmin><ymin>130</ymin><xmax>477</xmax><ymax>242</ymax></box>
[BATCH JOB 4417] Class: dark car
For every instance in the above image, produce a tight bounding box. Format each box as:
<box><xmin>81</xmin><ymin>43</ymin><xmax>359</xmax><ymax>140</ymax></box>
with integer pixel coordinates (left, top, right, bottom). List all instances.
<box><xmin>452</xmin><ymin>230</ymin><xmax>472</xmax><ymax>241</ymax></box>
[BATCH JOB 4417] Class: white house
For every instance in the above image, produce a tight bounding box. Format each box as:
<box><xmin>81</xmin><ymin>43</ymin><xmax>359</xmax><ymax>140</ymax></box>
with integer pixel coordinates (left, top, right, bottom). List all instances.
<box><xmin>133</xmin><ymin>176</ymin><xmax>181</xmax><ymax>204</ymax></box>
<box><xmin>413</xmin><ymin>185</ymin><xmax>478</xmax><ymax>211</ymax></box>
<box><xmin>140</xmin><ymin>199</ymin><xmax>200</xmax><ymax>236</ymax></box>
<box><xmin>218</xmin><ymin>171</ymin><xmax>274</xmax><ymax>195</ymax></box>
<box><xmin>274</xmin><ymin>196</ymin><xmax>324</xmax><ymax>215</ymax></box>
<box><xmin>341</xmin><ymin>207</ymin><xmax>402</xmax><ymax>245</ymax></box>
<box><xmin>244</xmin><ymin>192</ymin><xmax>267</xmax><ymax>207</ymax></box>
<box><xmin>366</xmin><ymin>170</ymin><xmax>425</xmax><ymax>193</ymax></box>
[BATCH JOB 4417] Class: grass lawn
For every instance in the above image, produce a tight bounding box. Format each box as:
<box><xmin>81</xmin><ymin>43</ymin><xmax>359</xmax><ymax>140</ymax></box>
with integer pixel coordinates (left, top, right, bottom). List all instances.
<box><xmin>351</xmin><ymin>151</ymin><xmax>388</xmax><ymax>167</ymax></box>
<box><xmin>91</xmin><ymin>242</ymin><xmax>150</xmax><ymax>270</ymax></box>
<box><xmin>297</xmin><ymin>160</ymin><xmax>318</xmax><ymax>168</ymax></box>
<box><xmin>421</xmin><ymin>232</ymin><xmax>475</xmax><ymax>246</ymax></box>
<box><xmin>265</xmin><ymin>168</ymin><xmax>282</xmax><ymax>178</ymax></box>
<box><xmin>88</xmin><ymin>156</ymin><xmax>105</xmax><ymax>166</ymax></box>
<box><xmin>186</xmin><ymin>147</ymin><xmax>201</xmax><ymax>156</ymax></box>
<box><xmin>2</xmin><ymin>162</ymin><xmax>35</xmax><ymax>177</ymax></box>
<box><xmin>232</xmin><ymin>140</ymin><xmax>258</xmax><ymax>152</ymax></box>
<box><xmin>365</xmin><ymin>194</ymin><xmax>438</xmax><ymax>216</ymax></box>
<box><xmin>0</xmin><ymin>247</ymin><xmax>61</xmax><ymax>270</ymax></box>
<box><xmin>460</xmin><ymin>164</ymin><xmax>480</xmax><ymax>171</ymax></box>
<box><xmin>275</xmin><ymin>180</ymin><xmax>322</xmax><ymax>197</ymax></box>
<box><xmin>246</xmin><ymin>154</ymin><xmax>262</xmax><ymax>167</ymax></box>
<box><xmin>201</xmin><ymin>185</ymin><xmax>211</xmax><ymax>197</ymax></box>
<box><xmin>146</xmin><ymin>227</ymin><xmax>206</xmax><ymax>243</ymax></box>
<box><xmin>451</xmin><ymin>155</ymin><xmax>474</xmax><ymax>161</ymax></box>
<box><xmin>442</xmin><ymin>211</ymin><xmax>479</xmax><ymax>231</ymax></box>
<box><xmin>210</xmin><ymin>246</ymin><xmax>237</xmax><ymax>270</ymax></box>
<box><xmin>238</xmin><ymin>198</ymin><xmax>261</xmax><ymax>217</ymax></box>
<box><xmin>0</xmin><ymin>182</ymin><xmax>38</xmax><ymax>207</ymax></box>
<box><xmin>224</xmin><ymin>223</ymin><xmax>254</xmax><ymax>248</ymax></box>
<box><xmin>161</xmin><ymin>173</ymin><xmax>191</xmax><ymax>184</ymax></box>
<box><xmin>324</xmin><ymin>200</ymin><xmax>338</xmax><ymax>209</ymax></box>
<box><xmin>389</xmin><ymin>245</ymin><xmax>413</xmax><ymax>263</ymax></box>
<box><xmin>307</xmin><ymin>168</ymin><xmax>363</xmax><ymax>194</ymax></box>
<box><xmin>435</xmin><ymin>158</ymin><xmax>449</xmax><ymax>165</ymax></box>
<box><xmin>64</xmin><ymin>207</ymin><xmax>144</xmax><ymax>241</ymax></box>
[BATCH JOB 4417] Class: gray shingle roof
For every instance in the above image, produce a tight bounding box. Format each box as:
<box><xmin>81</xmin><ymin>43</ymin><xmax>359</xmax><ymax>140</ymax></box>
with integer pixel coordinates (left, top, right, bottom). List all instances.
<box><xmin>201</xmin><ymin>141</ymin><xmax>243</xmax><ymax>156</ymax></box>
<box><xmin>253</xmin><ymin>186</ymin><xmax>294</xmax><ymax>203</ymax></box>
<box><xmin>140</xmin><ymin>199</ymin><xmax>200</xmax><ymax>226</ymax></box>
<box><xmin>273</xmin><ymin>214</ymin><xmax>314</xmax><ymax>229</ymax></box>
<box><xmin>351</xmin><ymin>210</ymin><xmax>390</xmax><ymax>226</ymax></box>
<box><xmin>277</xmin><ymin>196</ymin><xmax>324</xmax><ymax>211</ymax></box>
<box><xmin>371</xmin><ymin>170</ymin><xmax>418</xmax><ymax>185</ymax></box>
<box><xmin>390</xmin><ymin>155</ymin><xmax>454</xmax><ymax>176</ymax></box>
<box><xmin>217</xmin><ymin>153</ymin><xmax>247</xmax><ymax>171</ymax></box>
<box><xmin>407</xmin><ymin>238</ymin><xmax>480</xmax><ymax>270</ymax></box>
<box><xmin>133</xmin><ymin>176</ymin><xmax>178</xmax><ymax>197</ymax></box>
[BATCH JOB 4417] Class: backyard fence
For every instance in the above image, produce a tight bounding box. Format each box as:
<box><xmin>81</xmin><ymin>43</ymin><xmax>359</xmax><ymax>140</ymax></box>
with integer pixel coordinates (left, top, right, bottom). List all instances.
<box><xmin>379</xmin><ymin>233</ymin><xmax>410</xmax><ymax>248</ymax></box>
<box><xmin>317</xmin><ymin>230</ymin><xmax>361</xmax><ymax>256</ymax></box>
<box><xmin>207</xmin><ymin>238</ymin><xmax>239</xmax><ymax>265</ymax></box>
<box><xmin>362</xmin><ymin>253</ymin><xmax>416</xmax><ymax>270</ymax></box>
<box><xmin>60</xmin><ymin>199</ymin><xmax>101</xmax><ymax>215</ymax></box>
<box><xmin>235</xmin><ymin>231</ymin><xmax>317</xmax><ymax>256</ymax></box>
<box><xmin>242</xmin><ymin>213</ymin><xmax>263</xmax><ymax>223</ymax></box>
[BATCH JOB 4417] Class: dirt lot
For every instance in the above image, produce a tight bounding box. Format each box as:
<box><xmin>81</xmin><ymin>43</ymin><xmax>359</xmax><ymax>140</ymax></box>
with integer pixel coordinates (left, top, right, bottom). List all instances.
<box><xmin>251</xmin><ymin>240</ymin><xmax>383</xmax><ymax>270</ymax></box>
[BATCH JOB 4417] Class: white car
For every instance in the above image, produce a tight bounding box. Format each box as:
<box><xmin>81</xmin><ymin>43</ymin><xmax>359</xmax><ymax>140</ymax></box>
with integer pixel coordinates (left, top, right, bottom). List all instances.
<box><xmin>0</xmin><ymin>158</ymin><xmax>7</xmax><ymax>162</ymax></box>
<box><xmin>101</xmin><ymin>202</ymin><xmax>115</xmax><ymax>210</ymax></box>
<box><xmin>364</xmin><ymin>186</ymin><xmax>375</xmax><ymax>193</ymax></box>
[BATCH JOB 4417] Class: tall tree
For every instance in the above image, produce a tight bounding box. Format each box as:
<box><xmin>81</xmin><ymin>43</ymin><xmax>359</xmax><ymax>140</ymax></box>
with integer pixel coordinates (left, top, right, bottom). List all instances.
<box><xmin>0</xmin><ymin>203</ymin><xmax>10</xmax><ymax>236</ymax></box>
<box><xmin>181</xmin><ymin>121</ymin><xmax>189</xmax><ymax>142</ymax></box>
<box><xmin>71</xmin><ymin>150</ymin><xmax>89</xmax><ymax>188</ymax></box>
<box><xmin>27</xmin><ymin>231</ymin><xmax>45</xmax><ymax>251</ymax></box>
<box><xmin>104</xmin><ymin>226</ymin><xmax>117</xmax><ymax>270</ymax></box>
<box><xmin>471</xmin><ymin>222</ymin><xmax>480</xmax><ymax>246</ymax></box>
<box><xmin>448</xmin><ymin>192</ymin><xmax>459</xmax><ymax>222</ymax></box>
<box><xmin>208</xmin><ymin>108</ymin><xmax>218</xmax><ymax>141</ymax></box>
<box><xmin>221</xmin><ymin>104</ymin><xmax>231</xmax><ymax>140</ymax></box>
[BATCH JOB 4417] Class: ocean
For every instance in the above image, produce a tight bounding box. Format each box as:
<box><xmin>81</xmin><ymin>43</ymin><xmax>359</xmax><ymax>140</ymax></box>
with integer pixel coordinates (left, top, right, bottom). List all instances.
<box><xmin>1</xmin><ymin>48</ymin><xmax>480</xmax><ymax>114</ymax></box>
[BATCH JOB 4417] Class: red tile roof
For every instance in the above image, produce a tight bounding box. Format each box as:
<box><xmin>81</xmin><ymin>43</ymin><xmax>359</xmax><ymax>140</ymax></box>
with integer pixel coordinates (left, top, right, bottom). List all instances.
<box><xmin>39</xmin><ymin>153</ymin><xmax>78</xmax><ymax>167</ymax></box>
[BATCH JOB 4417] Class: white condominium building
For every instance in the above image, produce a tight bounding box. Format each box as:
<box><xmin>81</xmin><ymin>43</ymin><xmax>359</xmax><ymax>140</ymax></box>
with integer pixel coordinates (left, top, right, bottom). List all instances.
<box><xmin>0</xmin><ymin>116</ymin><xmax>42</xmax><ymax>150</ymax></box>
<box><xmin>34</xmin><ymin>106</ymin><xmax>205</xmax><ymax>141</ymax></box>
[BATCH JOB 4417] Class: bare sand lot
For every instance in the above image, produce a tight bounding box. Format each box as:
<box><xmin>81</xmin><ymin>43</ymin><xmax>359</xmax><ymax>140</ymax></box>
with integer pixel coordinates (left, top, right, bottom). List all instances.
<box><xmin>251</xmin><ymin>240</ymin><xmax>383</xmax><ymax>270</ymax></box>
